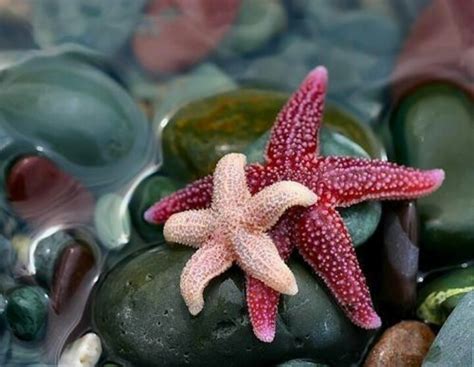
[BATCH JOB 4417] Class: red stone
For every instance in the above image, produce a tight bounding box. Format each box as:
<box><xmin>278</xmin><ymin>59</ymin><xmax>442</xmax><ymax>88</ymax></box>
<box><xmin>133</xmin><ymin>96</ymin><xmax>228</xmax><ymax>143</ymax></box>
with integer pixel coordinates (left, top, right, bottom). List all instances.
<box><xmin>393</xmin><ymin>0</ymin><xmax>474</xmax><ymax>100</ymax></box>
<box><xmin>133</xmin><ymin>0</ymin><xmax>240</xmax><ymax>73</ymax></box>
<box><xmin>51</xmin><ymin>242</ymin><xmax>96</xmax><ymax>313</ymax></box>
<box><xmin>6</xmin><ymin>156</ymin><xmax>94</xmax><ymax>229</ymax></box>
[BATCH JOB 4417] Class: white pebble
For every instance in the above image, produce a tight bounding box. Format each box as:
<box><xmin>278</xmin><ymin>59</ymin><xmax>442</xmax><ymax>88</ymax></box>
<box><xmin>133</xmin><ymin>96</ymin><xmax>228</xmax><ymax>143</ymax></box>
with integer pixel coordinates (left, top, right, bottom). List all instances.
<box><xmin>58</xmin><ymin>332</ymin><xmax>102</xmax><ymax>367</ymax></box>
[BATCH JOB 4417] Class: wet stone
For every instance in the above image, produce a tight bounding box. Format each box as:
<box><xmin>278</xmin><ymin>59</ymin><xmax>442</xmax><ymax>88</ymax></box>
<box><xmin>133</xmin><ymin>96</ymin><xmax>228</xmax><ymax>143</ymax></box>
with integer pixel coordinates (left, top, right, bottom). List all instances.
<box><xmin>417</xmin><ymin>265</ymin><xmax>474</xmax><ymax>325</ymax></box>
<box><xmin>277</xmin><ymin>360</ymin><xmax>329</xmax><ymax>367</ymax></box>
<box><xmin>364</xmin><ymin>321</ymin><xmax>435</xmax><ymax>367</ymax></box>
<box><xmin>51</xmin><ymin>242</ymin><xmax>96</xmax><ymax>313</ymax></box>
<box><xmin>0</xmin><ymin>235</ymin><xmax>13</xmax><ymax>271</ymax></box>
<box><xmin>422</xmin><ymin>291</ymin><xmax>474</xmax><ymax>367</ymax></box>
<box><xmin>391</xmin><ymin>83</ymin><xmax>474</xmax><ymax>265</ymax></box>
<box><xmin>93</xmin><ymin>246</ymin><xmax>374</xmax><ymax>366</ymax></box>
<box><xmin>6</xmin><ymin>286</ymin><xmax>48</xmax><ymax>341</ymax></box>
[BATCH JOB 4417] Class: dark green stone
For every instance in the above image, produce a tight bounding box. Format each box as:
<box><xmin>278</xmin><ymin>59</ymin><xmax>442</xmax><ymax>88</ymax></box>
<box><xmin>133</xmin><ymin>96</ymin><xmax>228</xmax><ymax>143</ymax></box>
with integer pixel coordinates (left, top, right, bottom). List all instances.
<box><xmin>6</xmin><ymin>286</ymin><xmax>48</xmax><ymax>341</ymax></box>
<box><xmin>392</xmin><ymin>84</ymin><xmax>474</xmax><ymax>264</ymax></box>
<box><xmin>417</xmin><ymin>265</ymin><xmax>474</xmax><ymax>325</ymax></box>
<box><xmin>93</xmin><ymin>246</ymin><xmax>374</xmax><ymax>366</ymax></box>
<box><xmin>422</xmin><ymin>291</ymin><xmax>474</xmax><ymax>367</ymax></box>
<box><xmin>129</xmin><ymin>175</ymin><xmax>183</xmax><ymax>242</ymax></box>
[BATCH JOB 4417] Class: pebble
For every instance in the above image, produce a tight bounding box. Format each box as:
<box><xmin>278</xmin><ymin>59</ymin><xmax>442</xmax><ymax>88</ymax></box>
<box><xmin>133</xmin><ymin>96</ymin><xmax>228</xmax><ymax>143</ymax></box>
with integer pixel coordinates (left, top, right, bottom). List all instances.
<box><xmin>58</xmin><ymin>332</ymin><xmax>102</xmax><ymax>367</ymax></box>
<box><xmin>6</xmin><ymin>156</ymin><xmax>94</xmax><ymax>229</ymax></box>
<box><xmin>94</xmin><ymin>193</ymin><xmax>130</xmax><ymax>251</ymax></box>
<box><xmin>51</xmin><ymin>242</ymin><xmax>96</xmax><ymax>313</ymax></box>
<box><xmin>93</xmin><ymin>246</ymin><xmax>375</xmax><ymax>366</ymax></box>
<box><xmin>391</xmin><ymin>83</ymin><xmax>474</xmax><ymax>265</ymax></box>
<box><xmin>6</xmin><ymin>286</ymin><xmax>48</xmax><ymax>341</ymax></box>
<box><xmin>364</xmin><ymin>321</ymin><xmax>435</xmax><ymax>367</ymax></box>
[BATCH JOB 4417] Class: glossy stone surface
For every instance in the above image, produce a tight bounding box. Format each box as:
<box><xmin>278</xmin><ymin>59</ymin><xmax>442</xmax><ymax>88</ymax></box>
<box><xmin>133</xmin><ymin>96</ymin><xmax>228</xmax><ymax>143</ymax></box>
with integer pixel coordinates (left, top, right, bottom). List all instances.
<box><xmin>51</xmin><ymin>242</ymin><xmax>96</xmax><ymax>313</ymax></box>
<box><xmin>34</xmin><ymin>230</ymin><xmax>75</xmax><ymax>287</ymax></box>
<box><xmin>129</xmin><ymin>175</ymin><xmax>181</xmax><ymax>242</ymax></box>
<box><xmin>417</xmin><ymin>265</ymin><xmax>474</xmax><ymax>325</ymax></box>
<box><xmin>93</xmin><ymin>246</ymin><xmax>374</xmax><ymax>366</ymax></box>
<box><xmin>364</xmin><ymin>321</ymin><xmax>435</xmax><ymax>367</ymax></box>
<box><xmin>277</xmin><ymin>360</ymin><xmax>329</xmax><ymax>367</ymax></box>
<box><xmin>6</xmin><ymin>286</ymin><xmax>48</xmax><ymax>341</ymax></box>
<box><xmin>392</xmin><ymin>83</ymin><xmax>474</xmax><ymax>265</ymax></box>
<box><xmin>422</xmin><ymin>291</ymin><xmax>474</xmax><ymax>367</ymax></box>
<box><xmin>32</xmin><ymin>0</ymin><xmax>148</xmax><ymax>54</ymax></box>
<box><xmin>6</xmin><ymin>156</ymin><xmax>94</xmax><ymax>229</ymax></box>
<box><xmin>94</xmin><ymin>193</ymin><xmax>130</xmax><ymax>251</ymax></box>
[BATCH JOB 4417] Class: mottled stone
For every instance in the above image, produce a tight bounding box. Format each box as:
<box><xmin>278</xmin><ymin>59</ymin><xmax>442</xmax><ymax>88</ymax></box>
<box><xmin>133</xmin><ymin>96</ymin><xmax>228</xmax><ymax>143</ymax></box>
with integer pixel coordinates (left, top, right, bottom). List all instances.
<box><xmin>93</xmin><ymin>246</ymin><xmax>374</xmax><ymax>366</ymax></box>
<box><xmin>422</xmin><ymin>291</ymin><xmax>474</xmax><ymax>366</ymax></box>
<box><xmin>94</xmin><ymin>193</ymin><xmax>130</xmax><ymax>250</ymax></box>
<box><xmin>129</xmin><ymin>175</ymin><xmax>182</xmax><ymax>242</ymax></box>
<box><xmin>391</xmin><ymin>83</ymin><xmax>474</xmax><ymax>265</ymax></box>
<box><xmin>364</xmin><ymin>321</ymin><xmax>435</xmax><ymax>367</ymax></box>
<box><xmin>34</xmin><ymin>230</ymin><xmax>75</xmax><ymax>287</ymax></box>
<box><xmin>51</xmin><ymin>242</ymin><xmax>96</xmax><ymax>313</ymax></box>
<box><xmin>6</xmin><ymin>156</ymin><xmax>94</xmax><ymax>229</ymax></box>
<box><xmin>417</xmin><ymin>265</ymin><xmax>474</xmax><ymax>325</ymax></box>
<box><xmin>58</xmin><ymin>332</ymin><xmax>102</xmax><ymax>367</ymax></box>
<box><xmin>32</xmin><ymin>0</ymin><xmax>147</xmax><ymax>54</ymax></box>
<box><xmin>6</xmin><ymin>286</ymin><xmax>48</xmax><ymax>341</ymax></box>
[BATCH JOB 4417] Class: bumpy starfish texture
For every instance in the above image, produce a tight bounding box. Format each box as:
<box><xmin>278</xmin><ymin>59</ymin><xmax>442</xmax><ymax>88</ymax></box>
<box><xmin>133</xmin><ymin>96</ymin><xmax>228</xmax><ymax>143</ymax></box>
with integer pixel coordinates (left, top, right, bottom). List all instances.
<box><xmin>162</xmin><ymin>153</ymin><xmax>317</xmax><ymax>316</ymax></box>
<box><xmin>146</xmin><ymin>66</ymin><xmax>445</xmax><ymax>342</ymax></box>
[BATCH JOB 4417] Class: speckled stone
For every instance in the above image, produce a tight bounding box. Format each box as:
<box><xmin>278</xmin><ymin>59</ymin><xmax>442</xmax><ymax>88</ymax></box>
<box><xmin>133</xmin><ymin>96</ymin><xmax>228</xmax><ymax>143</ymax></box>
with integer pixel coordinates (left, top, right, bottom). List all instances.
<box><xmin>364</xmin><ymin>321</ymin><xmax>435</xmax><ymax>367</ymax></box>
<box><xmin>93</xmin><ymin>246</ymin><xmax>375</xmax><ymax>366</ymax></box>
<box><xmin>6</xmin><ymin>286</ymin><xmax>48</xmax><ymax>341</ymax></box>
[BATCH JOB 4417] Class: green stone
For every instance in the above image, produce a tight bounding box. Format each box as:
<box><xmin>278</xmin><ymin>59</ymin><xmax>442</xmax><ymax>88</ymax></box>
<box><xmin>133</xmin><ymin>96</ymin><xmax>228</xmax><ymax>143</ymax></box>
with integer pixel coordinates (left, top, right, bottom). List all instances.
<box><xmin>6</xmin><ymin>286</ymin><xmax>48</xmax><ymax>341</ymax></box>
<box><xmin>245</xmin><ymin>126</ymin><xmax>382</xmax><ymax>247</ymax></box>
<box><xmin>422</xmin><ymin>291</ymin><xmax>474</xmax><ymax>367</ymax></box>
<box><xmin>129</xmin><ymin>175</ymin><xmax>182</xmax><ymax>242</ymax></box>
<box><xmin>94</xmin><ymin>193</ymin><xmax>131</xmax><ymax>251</ymax></box>
<box><xmin>391</xmin><ymin>84</ymin><xmax>474</xmax><ymax>264</ymax></box>
<box><xmin>34</xmin><ymin>230</ymin><xmax>74</xmax><ymax>287</ymax></box>
<box><xmin>417</xmin><ymin>265</ymin><xmax>474</xmax><ymax>325</ymax></box>
<box><xmin>93</xmin><ymin>246</ymin><xmax>374</xmax><ymax>366</ymax></box>
<box><xmin>161</xmin><ymin>90</ymin><xmax>384</xmax><ymax>183</ymax></box>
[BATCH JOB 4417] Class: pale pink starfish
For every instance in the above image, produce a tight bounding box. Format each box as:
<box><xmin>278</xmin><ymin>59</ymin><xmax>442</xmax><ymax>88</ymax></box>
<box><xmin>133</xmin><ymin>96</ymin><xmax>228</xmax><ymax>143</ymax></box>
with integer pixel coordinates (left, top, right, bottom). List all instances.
<box><xmin>146</xmin><ymin>66</ymin><xmax>445</xmax><ymax>342</ymax></box>
<box><xmin>163</xmin><ymin>153</ymin><xmax>317</xmax><ymax>315</ymax></box>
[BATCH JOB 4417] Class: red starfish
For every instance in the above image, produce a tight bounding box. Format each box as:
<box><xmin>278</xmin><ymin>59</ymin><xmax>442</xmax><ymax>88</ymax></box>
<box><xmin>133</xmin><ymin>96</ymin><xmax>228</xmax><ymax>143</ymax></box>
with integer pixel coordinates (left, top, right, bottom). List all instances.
<box><xmin>145</xmin><ymin>66</ymin><xmax>444</xmax><ymax>342</ymax></box>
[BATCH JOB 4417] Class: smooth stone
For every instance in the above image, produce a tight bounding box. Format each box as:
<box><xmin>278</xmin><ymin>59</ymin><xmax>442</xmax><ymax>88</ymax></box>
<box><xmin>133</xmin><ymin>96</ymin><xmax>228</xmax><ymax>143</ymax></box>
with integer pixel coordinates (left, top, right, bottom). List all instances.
<box><xmin>391</xmin><ymin>83</ymin><xmax>474</xmax><ymax>265</ymax></box>
<box><xmin>153</xmin><ymin>63</ymin><xmax>237</xmax><ymax>125</ymax></box>
<box><xmin>58</xmin><ymin>332</ymin><xmax>102</xmax><ymax>367</ymax></box>
<box><xmin>218</xmin><ymin>0</ymin><xmax>287</xmax><ymax>55</ymax></box>
<box><xmin>0</xmin><ymin>47</ymin><xmax>154</xmax><ymax>189</ymax></box>
<box><xmin>0</xmin><ymin>235</ymin><xmax>13</xmax><ymax>271</ymax></box>
<box><xmin>6</xmin><ymin>286</ymin><xmax>48</xmax><ymax>341</ymax></box>
<box><xmin>380</xmin><ymin>203</ymin><xmax>419</xmax><ymax>318</ymax></box>
<box><xmin>129</xmin><ymin>174</ymin><xmax>182</xmax><ymax>242</ymax></box>
<box><xmin>34</xmin><ymin>230</ymin><xmax>75</xmax><ymax>287</ymax></box>
<box><xmin>51</xmin><ymin>242</ymin><xmax>96</xmax><ymax>313</ymax></box>
<box><xmin>32</xmin><ymin>0</ymin><xmax>147</xmax><ymax>55</ymax></box>
<box><xmin>364</xmin><ymin>321</ymin><xmax>435</xmax><ymax>367</ymax></box>
<box><xmin>277</xmin><ymin>360</ymin><xmax>329</xmax><ymax>367</ymax></box>
<box><xmin>245</xmin><ymin>124</ymin><xmax>382</xmax><ymax>247</ymax></box>
<box><xmin>0</xmin><ymin>293</ymin><xmax>6</xmax><ymax>316</ymax></box>
<box><xmin>94</xmin><ymin>193</ymin><xmax>130</xmax><ymax>251</ymax></box>
<box><xmin>6</xmin><ymin>156</ymin><xmax>94</xmax><ymax>229</ymax></box>
<box><xmin>11</xmin><ymin>234</ymin><xmax>32</xmax><ymax>273</ymax></box>
<box><xmin>93</xmin><ymin>246</ymin><xmax>375</xmax><ymax>366</ymax></box>
<box><xmin>417</xmin><ymin>265</ymin><xmax>474</xmax><ymax>325</ymax></box>
<box><xmin>133</xmin><ymin>0</ymin><xmax>239</xmax><ymax>73</ymax></box>
<box><xmin>422</xmin><ymin>291</ymin><xmax>474</xmax><ymax>367</ymax></box>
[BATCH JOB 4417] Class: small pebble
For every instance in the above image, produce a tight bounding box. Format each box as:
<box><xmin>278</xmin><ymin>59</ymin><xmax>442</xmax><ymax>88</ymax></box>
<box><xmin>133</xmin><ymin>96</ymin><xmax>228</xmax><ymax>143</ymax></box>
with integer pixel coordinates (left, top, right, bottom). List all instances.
<box><xmin>58</xmin><ymin>332</ymin><xmax>102</xmax><ymax>367</ymax></box>
<box><xmin>364</xmin><ymin>321</ymin><xmax>435</xmax><ymax>367</ymax></box>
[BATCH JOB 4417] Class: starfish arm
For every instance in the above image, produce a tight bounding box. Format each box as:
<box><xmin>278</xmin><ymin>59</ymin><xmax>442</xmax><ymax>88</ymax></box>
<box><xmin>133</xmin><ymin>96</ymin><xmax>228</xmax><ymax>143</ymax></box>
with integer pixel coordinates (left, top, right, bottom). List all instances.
<box><xmin>144</xmin><ymin>175</ymin><xmax>213</xmax><ymax>224</ymax></box>
<box><xmin>265</xmin><ymin>66</ymin><xmax>328</xmax><ymax>165</ymax></box>
<box><xmin>243</xmin><ymin>181</ymin><xmax>317</xmax><ymax>231</ymax></box>
<box><xmin>233</xmin><ymin>229</ymin><xmax>297</xmax><ymax>296</ymax></box>
<box><xmin>180</xmin><ymin>239</ymin><xmax>234</xmax><ymax>315</ymax></box>
<box><xmin>320</xmin><ymin>156</ymin><xmax>445</xmax><ymax>207</ymax></box>
<box><xmin>163</xmin><ymin>209</ymin><xmax>214</xmax><ymax>247</ymax></box>
<box><xmin>295</xmin><ymin>205</ymin><xmax>381</xmax><ymax>329</ymax></box>
<box><xmin>212</xmin><ymin>153</ymin><xmax>251</xmax><ymax>211</ymax></box>
<box><xmin>246</xmin><ymin>217</ymin><xmax>296</xmax><ymax>342</ymax></box>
